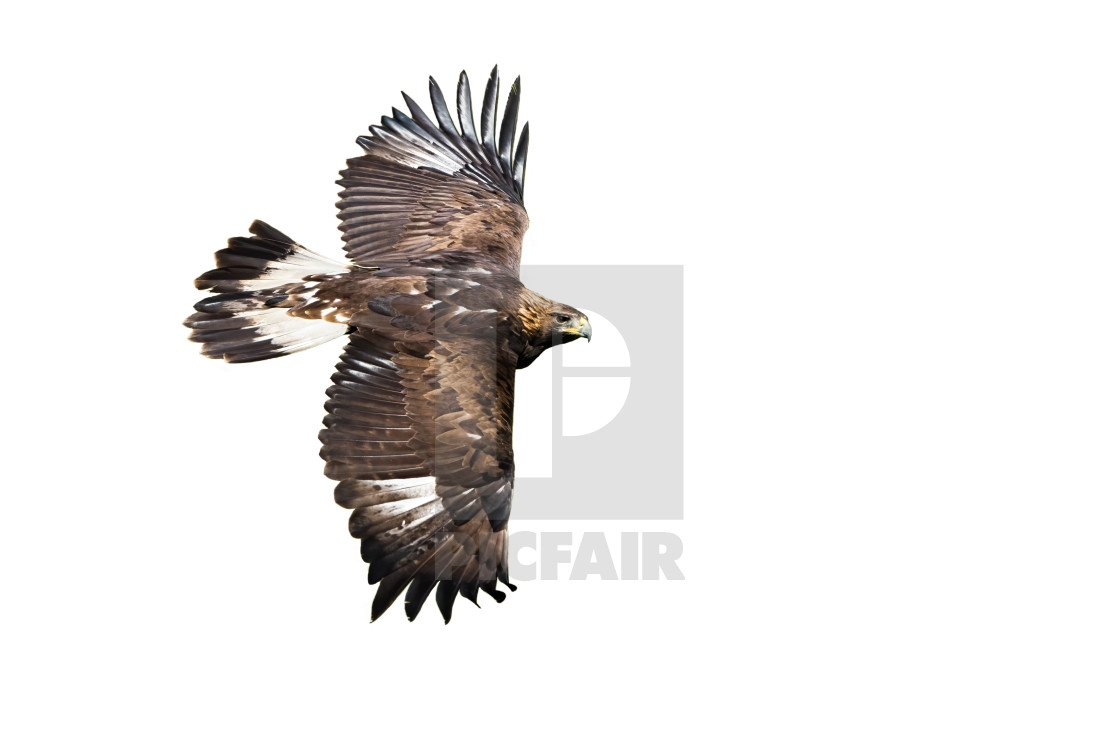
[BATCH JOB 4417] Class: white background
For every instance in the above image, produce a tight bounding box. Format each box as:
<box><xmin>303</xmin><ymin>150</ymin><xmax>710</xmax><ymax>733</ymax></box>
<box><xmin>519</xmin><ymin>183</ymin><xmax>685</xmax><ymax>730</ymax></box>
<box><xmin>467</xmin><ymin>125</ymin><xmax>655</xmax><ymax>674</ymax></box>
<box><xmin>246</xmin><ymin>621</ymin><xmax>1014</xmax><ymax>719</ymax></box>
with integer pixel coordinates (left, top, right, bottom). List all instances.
<box><xmin>3</xmin><ymin>2</ymin><xmax>1119</xmax><ymax>744</ymax></box>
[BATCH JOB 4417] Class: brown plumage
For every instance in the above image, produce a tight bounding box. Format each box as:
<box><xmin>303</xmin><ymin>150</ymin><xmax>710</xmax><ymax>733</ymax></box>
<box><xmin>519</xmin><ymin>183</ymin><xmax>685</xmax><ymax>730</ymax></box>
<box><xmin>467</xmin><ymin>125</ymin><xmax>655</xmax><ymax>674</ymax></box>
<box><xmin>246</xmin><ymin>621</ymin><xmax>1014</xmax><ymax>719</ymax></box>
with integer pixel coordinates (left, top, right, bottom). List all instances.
<box><xmin>184</xmin><ymin>67</ymin><xmax>591</xmax><ymax>623</ymax></box>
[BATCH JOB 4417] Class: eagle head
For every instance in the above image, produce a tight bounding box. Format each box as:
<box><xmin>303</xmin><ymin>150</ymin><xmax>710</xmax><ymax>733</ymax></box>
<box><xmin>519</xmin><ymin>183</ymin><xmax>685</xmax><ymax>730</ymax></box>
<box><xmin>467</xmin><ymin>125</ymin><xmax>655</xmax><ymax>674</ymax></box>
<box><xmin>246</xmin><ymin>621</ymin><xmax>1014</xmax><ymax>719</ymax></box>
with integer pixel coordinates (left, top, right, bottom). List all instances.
<box><xmin>514</xmin><ymin>295</ymin><xmax>591</xmax><ymax>368</ymax></box>
<box><xmin>550</xmin><ymin>306</ymin><xmax>593</xmax><ymax>344</ymax></box>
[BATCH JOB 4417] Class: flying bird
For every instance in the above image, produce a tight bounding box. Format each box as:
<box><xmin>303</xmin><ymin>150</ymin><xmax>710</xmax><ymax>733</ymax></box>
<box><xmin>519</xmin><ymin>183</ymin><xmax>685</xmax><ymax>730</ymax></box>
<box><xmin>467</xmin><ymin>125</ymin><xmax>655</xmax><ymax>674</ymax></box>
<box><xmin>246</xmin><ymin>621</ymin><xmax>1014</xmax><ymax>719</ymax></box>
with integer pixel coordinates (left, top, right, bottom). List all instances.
<box><xmin>185</xmin><ymin>67</ymin><xmax>591</xmax><ymax>623</ymax></box>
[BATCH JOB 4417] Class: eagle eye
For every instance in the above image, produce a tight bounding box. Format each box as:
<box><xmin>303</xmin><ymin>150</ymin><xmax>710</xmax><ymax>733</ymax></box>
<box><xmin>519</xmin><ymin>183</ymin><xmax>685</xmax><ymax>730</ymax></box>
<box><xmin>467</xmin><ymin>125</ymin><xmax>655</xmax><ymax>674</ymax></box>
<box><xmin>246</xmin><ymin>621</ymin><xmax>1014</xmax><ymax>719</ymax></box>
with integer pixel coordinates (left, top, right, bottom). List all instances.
<box><xmin>555</xmin><ymin>314</ymin><xmax>572</xmax><ymax>325</ymax></box>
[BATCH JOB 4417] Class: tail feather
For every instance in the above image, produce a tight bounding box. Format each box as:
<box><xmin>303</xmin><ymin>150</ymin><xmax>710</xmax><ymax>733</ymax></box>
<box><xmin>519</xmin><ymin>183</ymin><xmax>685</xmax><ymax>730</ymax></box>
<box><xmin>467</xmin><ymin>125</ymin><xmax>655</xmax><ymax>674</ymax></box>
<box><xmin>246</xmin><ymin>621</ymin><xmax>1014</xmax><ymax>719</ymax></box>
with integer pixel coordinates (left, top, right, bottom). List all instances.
<box><xmin>186</xmin><ymin>221</ymin><xmax>349</xmax><ymax>363</ymax></box>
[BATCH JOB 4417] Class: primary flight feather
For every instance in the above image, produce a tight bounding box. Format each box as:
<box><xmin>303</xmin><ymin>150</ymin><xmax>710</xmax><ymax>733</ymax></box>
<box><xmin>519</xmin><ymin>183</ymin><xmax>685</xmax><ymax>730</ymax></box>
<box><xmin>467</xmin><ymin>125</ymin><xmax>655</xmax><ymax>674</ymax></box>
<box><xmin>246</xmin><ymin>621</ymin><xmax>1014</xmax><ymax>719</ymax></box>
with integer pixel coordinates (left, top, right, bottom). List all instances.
<box><xmin>185</xmin><ymin>67</ymin><xmax>591</xmax><ymax>623</ymax></box>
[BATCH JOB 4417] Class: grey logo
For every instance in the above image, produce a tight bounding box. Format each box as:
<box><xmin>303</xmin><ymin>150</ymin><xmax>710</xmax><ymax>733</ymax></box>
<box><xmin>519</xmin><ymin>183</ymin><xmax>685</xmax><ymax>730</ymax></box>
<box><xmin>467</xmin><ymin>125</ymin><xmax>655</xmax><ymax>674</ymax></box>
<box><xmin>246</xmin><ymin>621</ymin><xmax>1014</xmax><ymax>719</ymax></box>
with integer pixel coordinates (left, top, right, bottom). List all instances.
<box><xmin>515</xmin><ymin>265</ymin><xmax>684</xmax><ymax>520</ymax></box>
<box><xmin>508</xmin><ymin>531</ymin><xmax>685</xmax><ymax>581</ymax></box>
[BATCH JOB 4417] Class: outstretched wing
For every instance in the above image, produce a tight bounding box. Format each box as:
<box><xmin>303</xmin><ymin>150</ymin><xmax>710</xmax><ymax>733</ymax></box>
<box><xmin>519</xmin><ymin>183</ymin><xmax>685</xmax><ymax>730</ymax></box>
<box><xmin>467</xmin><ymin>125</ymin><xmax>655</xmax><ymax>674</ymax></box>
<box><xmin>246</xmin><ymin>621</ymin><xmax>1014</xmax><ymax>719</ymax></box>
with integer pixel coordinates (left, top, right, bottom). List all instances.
<box><xmin>320</xmin><ymin>289</ymin><xmax>518</xmax><ymax>622</ymax></box>
<box><xmin>337</xmin><ymin>67</ymin><xmax>530</xmax><ymax>271</ymax></box>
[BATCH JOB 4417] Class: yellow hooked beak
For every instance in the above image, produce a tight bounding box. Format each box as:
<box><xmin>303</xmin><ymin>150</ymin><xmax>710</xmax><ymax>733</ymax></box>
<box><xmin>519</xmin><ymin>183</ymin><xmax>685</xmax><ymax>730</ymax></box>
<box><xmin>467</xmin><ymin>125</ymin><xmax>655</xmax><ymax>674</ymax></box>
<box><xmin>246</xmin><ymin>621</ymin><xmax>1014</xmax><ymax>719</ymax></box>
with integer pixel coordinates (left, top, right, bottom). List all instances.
<box><xmin>561</xmin><ymin>316</ymin><xmax>592</xmax><ymax>341</ymax></box>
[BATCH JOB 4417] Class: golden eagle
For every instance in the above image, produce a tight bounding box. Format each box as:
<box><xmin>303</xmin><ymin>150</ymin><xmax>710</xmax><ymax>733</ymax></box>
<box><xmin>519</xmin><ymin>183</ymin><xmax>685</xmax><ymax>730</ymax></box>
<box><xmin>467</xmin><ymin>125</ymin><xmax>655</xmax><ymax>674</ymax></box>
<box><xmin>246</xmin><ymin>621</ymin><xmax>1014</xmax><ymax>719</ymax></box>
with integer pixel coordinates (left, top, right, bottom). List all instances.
<box><xmin>185</xmin><ymin>68</ymin><xmax>591</xmax><ymax>623</ymax></box>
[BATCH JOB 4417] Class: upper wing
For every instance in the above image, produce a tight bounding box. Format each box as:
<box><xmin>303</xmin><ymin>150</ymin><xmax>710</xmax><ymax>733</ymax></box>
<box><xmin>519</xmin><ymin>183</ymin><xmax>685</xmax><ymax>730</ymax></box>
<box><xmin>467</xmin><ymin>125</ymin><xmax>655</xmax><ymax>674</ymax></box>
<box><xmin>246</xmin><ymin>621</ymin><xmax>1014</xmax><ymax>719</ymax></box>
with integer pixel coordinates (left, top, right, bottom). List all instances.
<box><xmin>320</xmin><ymin>291</ymin><xmax>517</xmax><ymax>623</ymax></box>
<box><xmin>337</xmin><ymin>67</ymin><xmax>530</xmax><ymax>271</ymax></box>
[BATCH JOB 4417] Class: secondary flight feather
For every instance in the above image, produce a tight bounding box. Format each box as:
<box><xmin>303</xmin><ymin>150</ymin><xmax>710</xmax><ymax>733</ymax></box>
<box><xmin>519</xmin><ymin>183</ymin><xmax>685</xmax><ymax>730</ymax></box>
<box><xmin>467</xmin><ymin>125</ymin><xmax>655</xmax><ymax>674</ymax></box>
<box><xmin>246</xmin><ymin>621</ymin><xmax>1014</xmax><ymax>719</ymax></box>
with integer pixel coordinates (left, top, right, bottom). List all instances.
<box><xmin>185</xmin><ymin>67</ymin><xmax>591</xmax><ymax>623</ymax></box>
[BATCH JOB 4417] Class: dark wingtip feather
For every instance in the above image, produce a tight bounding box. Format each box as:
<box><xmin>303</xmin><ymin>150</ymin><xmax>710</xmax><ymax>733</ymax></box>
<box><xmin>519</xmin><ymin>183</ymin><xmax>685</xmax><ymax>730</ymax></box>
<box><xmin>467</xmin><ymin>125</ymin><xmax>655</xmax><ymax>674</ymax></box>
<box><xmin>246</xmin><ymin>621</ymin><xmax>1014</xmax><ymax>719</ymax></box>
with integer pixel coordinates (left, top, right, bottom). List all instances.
<box><xmin>456</xmin><ymin>71</ymin><xmax>478</xmax><ymax>146</ymax></box>
<box><xmin>398</xmin><ymin>95</ymin><xmax>434</xmax><ymax>133</ymax></box>
<box><xmin>480</xmin><ymin>583</ymin><xmax>506</xmax><ymax>604</ymax></box>
<box><xmin>498</xmin><ymin>564</ymin><xmax>517</xmax><ymax>592</ymax></box>
<box><xmin>404</xmin><ymin>573</ymin><xmax>438</xmax><ymax>622</ymax></box>
<box><xmin>370</xmin><ymin>570</ymin><xmax>412</xmax><ymax>622</ymax></box>
<box><xmin>435</xmin><ymin>580</ymin><xmax>458</xmax><ymax>624</ymax></box>
<box><xmin>428</xmin><ymin>76</ymin><xmax>459</xmax><ymax>138</ymax></box>
<box><xmin>460</xmin><ymin>583</ymin><xmax>481</xmax><ymax>607</ymax></box>
<box><xmin>498</xmin><ymin>76</ymin><xmax>521</xmax><ymax>176</ymax></box>
<box><xmin>480</xmin><ymin>66</ymin><xmax>500</xmax><ymax>167</ymax></box>
<box><xmin>512</xmin><ymin>122</ymin><xmax>529</xmax><ymax>194</ymax></box>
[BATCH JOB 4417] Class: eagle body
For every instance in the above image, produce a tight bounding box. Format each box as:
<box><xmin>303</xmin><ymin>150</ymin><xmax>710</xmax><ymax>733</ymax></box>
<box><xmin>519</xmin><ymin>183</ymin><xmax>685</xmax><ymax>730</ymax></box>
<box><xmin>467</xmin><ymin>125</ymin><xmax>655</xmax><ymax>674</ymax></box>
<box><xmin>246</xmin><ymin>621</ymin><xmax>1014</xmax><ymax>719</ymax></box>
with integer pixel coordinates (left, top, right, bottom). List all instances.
<box><xmin>186</xmin><ymin>68</ymin><xmax>590</xmax><ymax>623</ymax></box>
